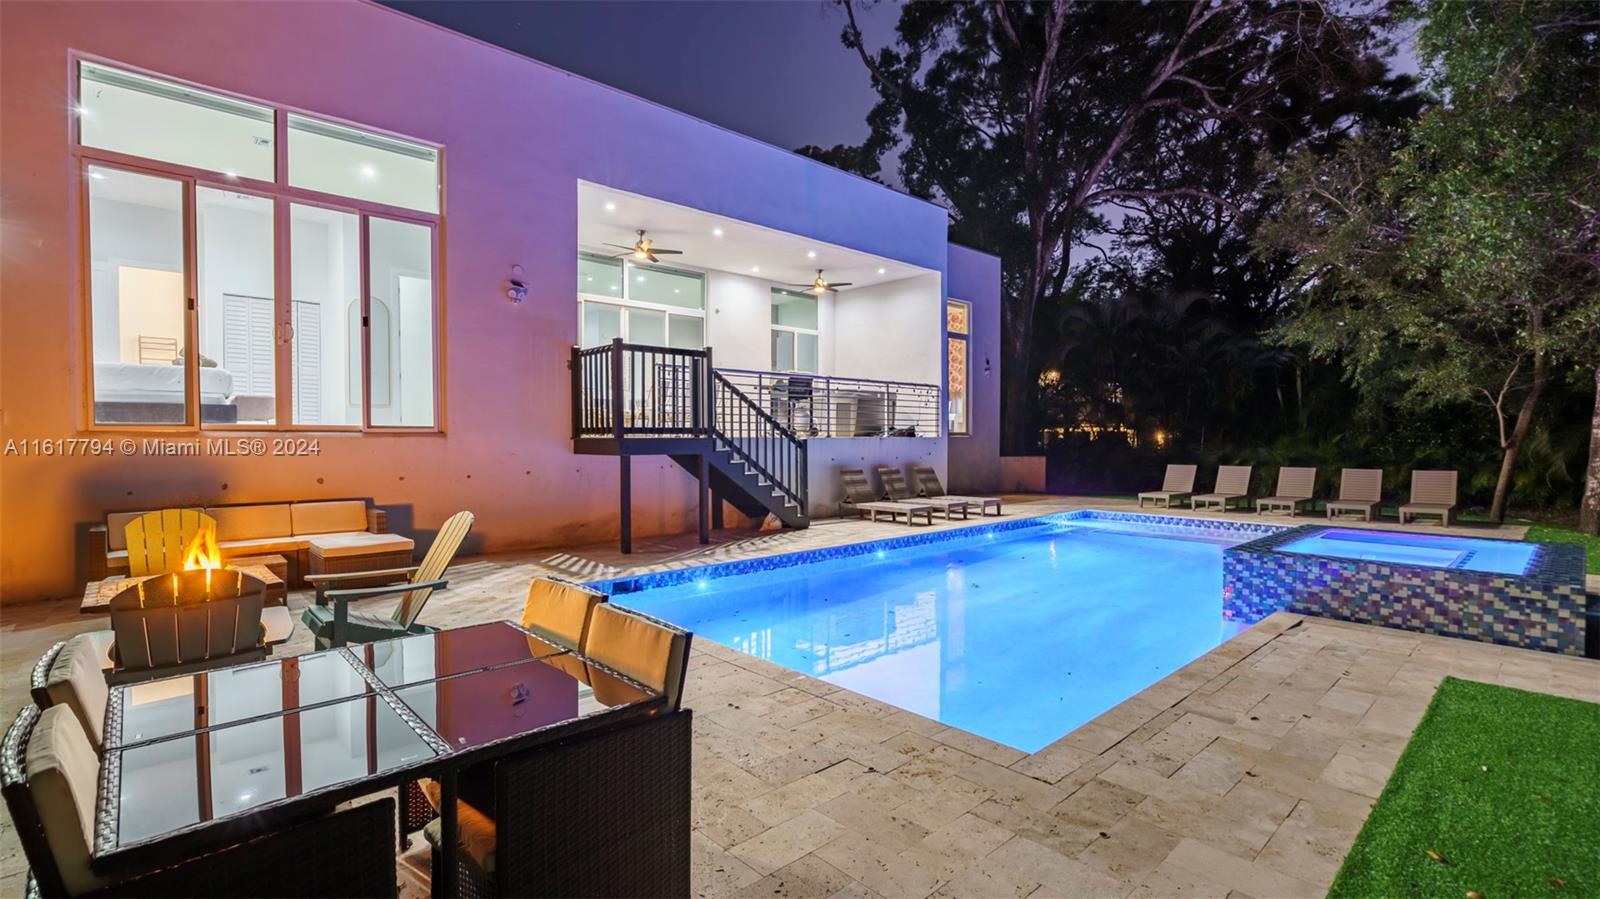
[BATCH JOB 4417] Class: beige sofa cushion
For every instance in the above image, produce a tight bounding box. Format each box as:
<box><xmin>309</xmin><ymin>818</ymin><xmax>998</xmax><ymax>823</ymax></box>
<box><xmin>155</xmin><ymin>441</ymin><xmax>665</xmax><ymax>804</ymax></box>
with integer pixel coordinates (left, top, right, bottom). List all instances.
<box><xmin>291</xmin><ymin>501</ymin><xmax>368</xmax><ymax>536</ymax></box>
<box><xmin>25</xmin><ymin>706</ymin><xmax>109</xmax><ymax>896</ymax></box>
<box><xmin>306</xmin><ymin>531</ymin><xmax>414</xmax><ymax>559</ymax></box>
<box><xmin>105</xmin><ymin>507</ymin><xmax>202</xmax><ymax>552</ymax></box>
<box><xmin>42</xmin><ymin>633</ymin><xmax>111</xmax><ymax>752</ymax></box>
<box><xmin>207</xmin><ymin>504</ymin><xmax>292</xmax><ymax>543</ymax></box>
<box><xmin>218</xmin><ymin>536</ymin><xmax>308</xmax><ymax>557</ymax></box>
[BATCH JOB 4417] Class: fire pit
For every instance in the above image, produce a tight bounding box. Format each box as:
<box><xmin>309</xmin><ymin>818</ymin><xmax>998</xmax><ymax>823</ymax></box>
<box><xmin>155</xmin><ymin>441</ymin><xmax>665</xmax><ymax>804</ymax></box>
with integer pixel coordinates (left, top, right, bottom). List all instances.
<box><xmin>106</xmin><ymin>540</ymin><xmax>272</xmax><ymax>678</ymax></box>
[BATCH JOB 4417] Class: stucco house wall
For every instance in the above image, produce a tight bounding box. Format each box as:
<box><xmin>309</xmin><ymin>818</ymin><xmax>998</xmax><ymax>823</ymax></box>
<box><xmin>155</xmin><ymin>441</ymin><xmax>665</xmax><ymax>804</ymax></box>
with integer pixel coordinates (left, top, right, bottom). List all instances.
<box><xmin>0</xmin><ymin>0</ymin><xmax>1000</xmax><ymax>601</ymax></box>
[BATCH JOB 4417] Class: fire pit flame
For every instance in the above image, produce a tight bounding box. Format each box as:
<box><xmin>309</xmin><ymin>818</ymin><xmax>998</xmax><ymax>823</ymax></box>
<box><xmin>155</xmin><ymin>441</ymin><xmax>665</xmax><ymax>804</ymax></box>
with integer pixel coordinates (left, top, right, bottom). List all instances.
<box><xmin>181</xmin><ymin>525</ymin><xmax>222</xmax><ymax>571</ymax></box>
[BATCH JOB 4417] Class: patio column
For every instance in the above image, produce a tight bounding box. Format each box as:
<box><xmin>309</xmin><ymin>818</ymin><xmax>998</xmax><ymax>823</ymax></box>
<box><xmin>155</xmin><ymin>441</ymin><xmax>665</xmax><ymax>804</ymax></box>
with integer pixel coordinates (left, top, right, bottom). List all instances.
<box><xmin>619</xmin><ymin>455</ymin><xmax>632</xmax><ymax>554</ymax></box>
<box><xmin>697</xmin><ymin>455</ymin><xmax>710</xmax><ymax>544</ymax></box>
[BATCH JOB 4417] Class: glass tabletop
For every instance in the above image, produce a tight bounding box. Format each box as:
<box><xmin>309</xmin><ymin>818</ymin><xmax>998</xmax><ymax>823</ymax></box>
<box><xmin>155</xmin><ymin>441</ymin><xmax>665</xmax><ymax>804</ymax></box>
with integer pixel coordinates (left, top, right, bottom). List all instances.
<box><xmin>115</xmin><ymin>650</ymin><xmax>372</xmax><ymax>748</ymax></box>
<box><xmin>111</xmin><ymin>692</ymin><xmax>436</xmax><ymax>849</ymax></box>
<box><xmin>353</xmin><ymin>620</ymin><xmax>568</xmax><ymax>688</ymax></box>
<box><xmin>393</xmin><ymin>654</ymin><xmax>657</xmax><ymax>752</ymax></box>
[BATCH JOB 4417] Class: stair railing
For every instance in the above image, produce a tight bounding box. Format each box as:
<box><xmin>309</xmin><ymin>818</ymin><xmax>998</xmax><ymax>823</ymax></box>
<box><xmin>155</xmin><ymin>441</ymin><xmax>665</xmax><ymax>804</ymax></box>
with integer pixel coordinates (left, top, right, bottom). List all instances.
<box><xmin>570</xmin><ymin>339</ymin><xmax>807</xmax><ymax>515</ymax></box>
<box><xmin>709</xmin><ymin>370</ymin><xmax>807</xmax><ymax>515</ymax></box>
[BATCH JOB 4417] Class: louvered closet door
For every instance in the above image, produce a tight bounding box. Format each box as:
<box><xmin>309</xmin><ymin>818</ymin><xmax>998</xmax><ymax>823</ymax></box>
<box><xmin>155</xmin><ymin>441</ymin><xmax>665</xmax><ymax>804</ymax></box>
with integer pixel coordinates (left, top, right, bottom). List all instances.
<box><xmin>292</xmin><ymin>301</ymin><xmax>322</xmax><ymax>424</ymax></box>
<box><xmin>222</xmin><ymin>294</ymin><xmax>275</xmax><ymax>394</ymax></box>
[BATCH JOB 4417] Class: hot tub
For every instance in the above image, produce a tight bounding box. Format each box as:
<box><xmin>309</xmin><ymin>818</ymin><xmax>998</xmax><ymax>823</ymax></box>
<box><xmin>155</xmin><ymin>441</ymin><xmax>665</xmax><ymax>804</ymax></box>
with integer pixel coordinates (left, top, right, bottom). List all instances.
<box><xmin>1274</xmin><ymin>528</ymin><xmax>1538</xmax><ymax>576</ymax></box>
<box><xmin>1223</xmin><ymin>525</ymin><xmax>1588</xmax><ymax>655</ymax></box>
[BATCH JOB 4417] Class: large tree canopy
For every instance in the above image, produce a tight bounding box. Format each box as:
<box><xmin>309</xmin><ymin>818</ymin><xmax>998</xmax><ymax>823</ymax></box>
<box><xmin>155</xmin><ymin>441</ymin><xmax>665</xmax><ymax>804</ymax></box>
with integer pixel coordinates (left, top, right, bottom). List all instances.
<box><xmin>837</xmin><ymin>0</ymin><xmax>1412</xmax><ymax>451</ymax></box>
<box><xmin>1259</xmin><ymin>2</ymin><xmax>1600</xmax><ymax>523</ymax></box>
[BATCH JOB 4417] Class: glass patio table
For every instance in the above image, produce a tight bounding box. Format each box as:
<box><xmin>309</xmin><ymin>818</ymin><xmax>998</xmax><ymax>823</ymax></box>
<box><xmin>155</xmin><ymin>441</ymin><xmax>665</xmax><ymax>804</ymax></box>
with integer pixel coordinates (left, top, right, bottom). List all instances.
<box><xmin>92</xmin><ymin>621</ymin><xmax>666</xmax><ymax>891</ymax></box>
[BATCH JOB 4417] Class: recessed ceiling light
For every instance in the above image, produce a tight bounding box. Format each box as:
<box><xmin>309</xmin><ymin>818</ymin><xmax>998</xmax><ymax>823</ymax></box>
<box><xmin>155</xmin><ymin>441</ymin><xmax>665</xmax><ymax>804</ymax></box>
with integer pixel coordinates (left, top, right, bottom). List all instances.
<box><xmin>89</xmin><ymin>171</ymin><xmax>106</xmax><ymax>181</ymax></box>
<box><xmin>806</xmin><ymin>251</ymin><xmax>817</xmax><ymax>259</ymax></box>
<box><xmin>636</xmin><ymin>275</ymin><xmax>645</xmax><ymax>282</ymax></box>
<box><xmin>359</xmin><ymin>164</ymin><xmax>377</xmax><ymax>179</ymax></box>
<box><xmin>224</xmin><ymin>170</ymin><xmax>239</xmax><ymax>180</ymax></box>
<box><xmin>751</xmin><ymin>266</ymin><xmax>760</xmax><ymax>273</ymax></box>
<box><xmin>712</xmin><ymin>227</ymin><xmax>724</xmax><ymax>237</ymax></box>
<box><xmin>877</xmin><ymin>267</ymin><xmax>886</xmax><ymax>275</ymax></box>
<box><xmin>585</xmin><ymin>276</ymin><xmax>593</xmax><ymax>282</ymax></box>
<box><xmin>604</xmin><ymin>201</ymin><xmax>617</xmax><ymax>212</ymax></box>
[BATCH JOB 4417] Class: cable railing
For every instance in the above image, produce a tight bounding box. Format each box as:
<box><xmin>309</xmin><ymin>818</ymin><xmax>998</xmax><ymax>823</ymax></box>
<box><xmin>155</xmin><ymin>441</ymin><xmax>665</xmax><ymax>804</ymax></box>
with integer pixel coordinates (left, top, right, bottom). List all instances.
<box><xmin>714</xmin><ymin>368</ymin><xmax>942</xmax><ymax>439</ymax></box>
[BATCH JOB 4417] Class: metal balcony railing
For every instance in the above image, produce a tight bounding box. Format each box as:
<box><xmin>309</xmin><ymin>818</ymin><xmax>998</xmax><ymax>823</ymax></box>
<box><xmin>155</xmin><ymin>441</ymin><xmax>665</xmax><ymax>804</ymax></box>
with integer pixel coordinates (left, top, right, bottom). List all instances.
<box><xmin>714</xmin><ymin>368</ymin><xmax>942</xmax><ymax>439</ymax></box>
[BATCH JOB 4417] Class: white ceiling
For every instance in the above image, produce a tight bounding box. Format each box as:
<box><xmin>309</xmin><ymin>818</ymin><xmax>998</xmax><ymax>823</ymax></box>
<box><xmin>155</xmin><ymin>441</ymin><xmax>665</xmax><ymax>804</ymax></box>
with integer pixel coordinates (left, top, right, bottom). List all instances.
<box><xmin>577</xmin><ymin>182</ymin><xmax>933</xmax><ymax>292</ymax></box>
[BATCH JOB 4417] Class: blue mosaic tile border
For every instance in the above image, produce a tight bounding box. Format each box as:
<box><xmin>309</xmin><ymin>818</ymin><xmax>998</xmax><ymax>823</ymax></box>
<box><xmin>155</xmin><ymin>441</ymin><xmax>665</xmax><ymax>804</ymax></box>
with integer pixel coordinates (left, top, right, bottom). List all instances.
<box><xmin>1223</xmin><ymin>526</ymin><xmax>1588</xmax><ymax>655</ymax></box>
<box><xmin>591</xmin><ymin>509</ymin><xmax>1282</xmax><ymax>596</ymax></box>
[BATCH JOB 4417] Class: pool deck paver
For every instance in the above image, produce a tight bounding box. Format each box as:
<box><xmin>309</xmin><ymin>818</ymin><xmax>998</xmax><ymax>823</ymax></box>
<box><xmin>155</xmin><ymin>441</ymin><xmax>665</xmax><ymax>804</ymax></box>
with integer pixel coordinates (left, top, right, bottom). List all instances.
<box><xmin>1</xmin><ymin>496</ymin><xmax>1595</xmax><ymax>898</ymax></box>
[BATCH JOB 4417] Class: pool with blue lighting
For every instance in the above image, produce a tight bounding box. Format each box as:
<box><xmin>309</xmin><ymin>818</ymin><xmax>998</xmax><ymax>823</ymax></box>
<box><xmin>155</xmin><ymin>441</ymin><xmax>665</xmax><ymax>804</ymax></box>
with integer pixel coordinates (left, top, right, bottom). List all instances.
<box><xmin>1276</xmin><ymin>528</ymin><xmax>1537</xmax><ymax>575</ymax></box>
<box><xmin>603</xmin><ymin>513</ymin><xmax>1271</xmax><ymax>752</ymax></box>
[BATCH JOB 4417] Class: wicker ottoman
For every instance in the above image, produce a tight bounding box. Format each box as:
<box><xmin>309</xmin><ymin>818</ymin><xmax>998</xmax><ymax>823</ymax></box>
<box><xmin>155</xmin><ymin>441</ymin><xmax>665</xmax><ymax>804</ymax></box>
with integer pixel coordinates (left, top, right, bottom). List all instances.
<box><xmin>307</xmin><ymin>532</ymin><xmax>416</xmax><ymax>587</ymax></box>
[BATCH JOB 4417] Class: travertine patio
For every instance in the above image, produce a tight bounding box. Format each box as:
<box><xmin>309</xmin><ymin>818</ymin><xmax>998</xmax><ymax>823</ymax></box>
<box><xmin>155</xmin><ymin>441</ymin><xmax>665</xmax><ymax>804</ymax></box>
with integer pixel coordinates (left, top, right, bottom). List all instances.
<box><xmin>2</xmin><ymin>496</ymin><xmax>1595</xmax><ymax>897</ymax></box>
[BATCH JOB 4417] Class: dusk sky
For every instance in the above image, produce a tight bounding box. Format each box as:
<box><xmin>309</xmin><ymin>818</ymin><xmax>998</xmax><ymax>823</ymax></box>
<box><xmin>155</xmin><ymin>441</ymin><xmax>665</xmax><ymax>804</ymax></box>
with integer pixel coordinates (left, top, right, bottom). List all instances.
<box><xmin>386</xmin><ymin>0</ymin><xmax>901</xmax><ymax>167</ymax></box>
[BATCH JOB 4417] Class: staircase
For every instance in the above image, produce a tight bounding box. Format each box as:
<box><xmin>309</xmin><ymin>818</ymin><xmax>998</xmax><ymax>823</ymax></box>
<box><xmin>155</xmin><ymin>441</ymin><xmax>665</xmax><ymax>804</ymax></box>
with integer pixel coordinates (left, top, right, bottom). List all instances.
<box><xmin>570</xmin><ymin>339</ymin><xmax>808</xmax><ymax>551</ymax></box>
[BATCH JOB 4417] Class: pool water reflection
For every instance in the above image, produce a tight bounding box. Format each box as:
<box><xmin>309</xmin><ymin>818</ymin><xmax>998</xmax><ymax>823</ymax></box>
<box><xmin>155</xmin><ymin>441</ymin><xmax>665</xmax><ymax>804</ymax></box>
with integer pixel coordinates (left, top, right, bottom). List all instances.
<box><xmin>619</xmin><ymin>520</ymin><xmax>1255</xmax><ymax>752</ymax></box>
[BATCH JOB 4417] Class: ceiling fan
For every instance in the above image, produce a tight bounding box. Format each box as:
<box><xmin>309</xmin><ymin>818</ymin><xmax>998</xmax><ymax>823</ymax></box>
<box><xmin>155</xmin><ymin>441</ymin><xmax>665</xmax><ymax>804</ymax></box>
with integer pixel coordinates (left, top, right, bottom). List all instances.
<box><xmin>789</xmin><ymin>270</ymin><xmax>852</xmax><ymax>294</ymax></box>
<box><xmin>604</xmin><ymin>229</ymin><xmax>682</xmax><ymax>264</ymax></box>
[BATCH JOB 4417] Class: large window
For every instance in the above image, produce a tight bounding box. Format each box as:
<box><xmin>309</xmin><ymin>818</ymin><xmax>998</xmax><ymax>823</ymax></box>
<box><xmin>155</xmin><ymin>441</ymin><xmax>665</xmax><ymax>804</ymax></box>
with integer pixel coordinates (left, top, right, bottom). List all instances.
<box><xmin>75</xmin><ymin>60</ymin><xmax>441</xmax><ymax>430</ymax></box>
<box><xmin>770</xmin><ymin>289</ymin><xmax>818</xmax><ymax>373</ymax></box>
<box><xmin>577</xmin><ymin>253</ymin><xmax>705</xmax><ymax>350</ymax></box>
<box><xmin>946</xmin><ymin>300</ymin><xmax>970</xmax><ymax>435</ymax></box>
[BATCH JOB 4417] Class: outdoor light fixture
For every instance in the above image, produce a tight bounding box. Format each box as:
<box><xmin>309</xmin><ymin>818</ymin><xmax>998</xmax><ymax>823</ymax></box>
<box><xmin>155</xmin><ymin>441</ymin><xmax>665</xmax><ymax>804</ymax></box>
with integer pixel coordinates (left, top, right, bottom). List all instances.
<box><xmin>712</xmin><ymin>227</ymin><xmax>724</xmax><ymax>237</ymax></box>
<box><xmin>604</xmin><ymin>201</ymin><xmax>616</xmax><ymax>212</ymax></box>
<box><xmin>506</xmin><ymin>264</ymin><xmax>528</xmax><ymax>304</ymax></box>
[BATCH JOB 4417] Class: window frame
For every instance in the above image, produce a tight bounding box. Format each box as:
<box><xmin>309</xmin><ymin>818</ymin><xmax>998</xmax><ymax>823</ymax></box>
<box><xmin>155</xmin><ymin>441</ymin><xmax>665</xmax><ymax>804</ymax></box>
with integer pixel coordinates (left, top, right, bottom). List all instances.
<box><xmin>576</xmin><ymin>251</ymin><xmax>706</xmax><ymax>350</ymax></box>
<box><xmin>70</xmin><ymin>52</ymin><xmax>445</xmax><ymax>434</ymax></box>
<box><xmin>946</xmin><ymin>298</ymin><xmax>971</xmax><ymax>437</ymax></box>
<box><xmin>769</xmin><ymin>288</ymin><xmax>820</xmax><ymax>374</ymax></box>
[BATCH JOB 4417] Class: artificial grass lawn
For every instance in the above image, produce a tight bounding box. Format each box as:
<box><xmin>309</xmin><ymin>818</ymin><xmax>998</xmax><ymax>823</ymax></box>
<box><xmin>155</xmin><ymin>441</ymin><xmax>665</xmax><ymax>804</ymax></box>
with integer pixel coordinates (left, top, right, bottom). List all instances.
<box><xmin>1329</xmin><ymin>678</ymin><xmax>1600</xmax><ymax>898</ymax></box>
<box><xmin>1522</xmin><ymin>523</ymin><xmax>1600</xmax><ymax>576</ymax></box>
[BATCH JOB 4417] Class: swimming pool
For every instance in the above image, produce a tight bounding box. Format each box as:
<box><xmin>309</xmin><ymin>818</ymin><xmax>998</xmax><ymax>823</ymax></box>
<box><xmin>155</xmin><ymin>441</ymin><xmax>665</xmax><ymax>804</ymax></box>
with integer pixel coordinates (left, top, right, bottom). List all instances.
<box><xmin>598</xmin><ymin>512</ymin><xmax>1277</xmax><ymax>752</ymax></box>
<box><xmin>1276</xmin><ymin>527</ymin><xmax>1537</xmax><ymax>575</ymax></box>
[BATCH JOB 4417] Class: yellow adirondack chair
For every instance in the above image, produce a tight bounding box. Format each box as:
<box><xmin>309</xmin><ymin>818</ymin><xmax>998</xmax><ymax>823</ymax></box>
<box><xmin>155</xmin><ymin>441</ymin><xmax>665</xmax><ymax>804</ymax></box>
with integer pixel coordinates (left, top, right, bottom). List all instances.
<box><xmin>123</xmin><ymin>509</ymin><xmax>218</xmax><ymax>576</ymax></box>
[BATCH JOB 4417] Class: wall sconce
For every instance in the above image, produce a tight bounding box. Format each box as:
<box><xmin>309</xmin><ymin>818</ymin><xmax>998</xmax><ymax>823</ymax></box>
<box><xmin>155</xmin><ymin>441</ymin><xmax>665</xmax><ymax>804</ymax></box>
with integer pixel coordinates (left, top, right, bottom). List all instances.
<box><xmin>506</xmin><ymin>264</ymin><xmax>528</xmax><ymax>304</ymax></box>
<box><xmin>983</xmin><ymin>356</ymin><xmax>992</xmax><ymax>375</ymax></box>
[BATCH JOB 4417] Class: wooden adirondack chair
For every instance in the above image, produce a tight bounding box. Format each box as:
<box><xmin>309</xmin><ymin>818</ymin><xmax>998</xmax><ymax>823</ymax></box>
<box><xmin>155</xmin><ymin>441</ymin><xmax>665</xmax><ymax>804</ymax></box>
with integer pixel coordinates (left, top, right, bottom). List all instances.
<box><xmin>123</xmin><ymin>509</ymin><xmax>217</xmax><ymax>576</ymax></box>
<box><xmin>302</xmin><ymin>511</ymin><xmax>474</xmax><ymax>648</ymax></box>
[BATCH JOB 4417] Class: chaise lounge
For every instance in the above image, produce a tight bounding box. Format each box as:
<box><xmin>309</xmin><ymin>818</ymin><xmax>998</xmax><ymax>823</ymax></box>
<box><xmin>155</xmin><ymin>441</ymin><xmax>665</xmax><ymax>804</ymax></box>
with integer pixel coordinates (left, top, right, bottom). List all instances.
<box><xmin>1399</xmin><ymin>469</ymin><xmax>1459</xmax><ymax>526</ymax></box>
<box><xmin>1192</xmin><ymin>465</ymin><xmax>1253</xmax><ymax>511</ymax></box>
<box><xmin>1326</xmin><ymin>468</ymin><xmax>1384</xmax><ymax>521</ymax></box>
<box><xmin>1138</xmin><ymin>464</ymin><xmax>1197</xmax><ymax>508</ymax></box>
<box><xmin>1257</xmin><ymin>467</ymin><xmax>1318</xmax><ymax>516</ymax></box>
<box><xmin>877</xmin><ymin>466</ymin><xmax>969</xmax><ymax>519</ymax></box>
<box><xmin>840</xmin><ymin>469</ymin><xmax>934</xmax><ymax>525</ymax></box>
<box><xmin>911</xmin><ymin>465</ymin><xmax>1003</xmax><ymax>516</ymax></box>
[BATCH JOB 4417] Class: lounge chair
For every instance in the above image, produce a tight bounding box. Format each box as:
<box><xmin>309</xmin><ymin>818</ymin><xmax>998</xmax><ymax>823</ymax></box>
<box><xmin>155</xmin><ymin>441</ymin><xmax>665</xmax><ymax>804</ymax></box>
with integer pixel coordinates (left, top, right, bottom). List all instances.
<box><xmin>1138</xmin><ymin>464</ymin><xmax>1197</xmax><ymax>508</ymax></box>
<box><xmin>1326</xmin><ymin>469</ymin><xmax>1383</xmax><ymax>522</ymax></box>
<box><xmin>911</xmin><ymin>465</ymin><xmax>1003</xmax><ymax>516</ymax></box>
<box><xmin>1192</xmin><ymin>465</ymin><xmax>1253</xmax><ymax>511</ymax></box>
<box><xmin>1400</xmin><ymin>470</ymin><xmax>1458</xmax><ymax>526</ymax></box>
<box><xmin>876</xmin><ymin>466</ymin><xmax>969</xmax><ymax>519</ymax></box>
<box><xmin>840</xmin><ymin>469</ymin><xmax>934</xmax><ymax>525</ymax></box>
<box><xmin>302</xmin><ymin>510</ymin><xmax>474</xmax><ymax>648</ymax></box>
<box><xmin>1257</xmin><ymin>467</ymin><xmax>1318</xmax><ymax>516</ymax></box>
<box><xmin>520</xmin><ymin>575</ymin><xmax>607</xmax><ymax>650</ymax></box>
<box><xmin>124</xmin><ymin>508</ymin><xmax>216</xmax><ymax>576</ymax></box>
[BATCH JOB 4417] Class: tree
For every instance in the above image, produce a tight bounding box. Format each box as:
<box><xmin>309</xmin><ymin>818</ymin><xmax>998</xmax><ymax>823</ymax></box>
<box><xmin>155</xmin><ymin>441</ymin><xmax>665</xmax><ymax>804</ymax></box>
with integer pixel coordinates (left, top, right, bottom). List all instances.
<box><xmin>833</xmin><ymin>0</ymin><xmax>1407</xmax><ymax>451</ymax></box>
<box><xmin>1585</xmin><ymin>365</ymin><xmax>1600</xmax><ymax>534</ymax></box>
<box><xmin>1261</xmin><ymin>4</ymin><xmax>1600</xmax><ymax>522</ymax></box>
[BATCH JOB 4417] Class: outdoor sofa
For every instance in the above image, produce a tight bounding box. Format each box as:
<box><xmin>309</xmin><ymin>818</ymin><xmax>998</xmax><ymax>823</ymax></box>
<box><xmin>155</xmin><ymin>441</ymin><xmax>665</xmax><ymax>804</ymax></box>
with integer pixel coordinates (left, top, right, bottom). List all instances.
<box><xmin>88</xmin><ymin>499</ymin><xmax>413</xmax><ymax>585</ymax></box>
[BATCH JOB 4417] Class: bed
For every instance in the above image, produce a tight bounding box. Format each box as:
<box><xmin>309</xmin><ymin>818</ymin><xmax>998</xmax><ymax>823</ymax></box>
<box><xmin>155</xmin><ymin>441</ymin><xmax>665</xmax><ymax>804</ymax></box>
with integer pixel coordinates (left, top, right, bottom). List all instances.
<box><xmin>94</xmin><ymin>362</ymin><xmax>238</xmax><ymax>423</ymax></box>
